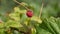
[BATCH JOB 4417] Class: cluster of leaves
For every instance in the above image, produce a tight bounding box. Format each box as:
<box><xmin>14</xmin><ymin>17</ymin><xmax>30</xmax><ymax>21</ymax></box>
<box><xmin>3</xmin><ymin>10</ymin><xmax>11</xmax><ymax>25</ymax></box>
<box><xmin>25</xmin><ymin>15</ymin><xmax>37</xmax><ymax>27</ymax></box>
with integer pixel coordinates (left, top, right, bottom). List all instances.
<box><xmin>39</xmin><ymin>17</ymin><xmax>60</xmax><ymax>34</ymax></box>
<box><xmin>0</xmin><ymin>6</ymin><xmax>42</xmax><ymax>34</ymax></box>
<box><xmin>0</xmin><ymin>0</ymin><xmax>60</xmax><ymax>34</ymax></box>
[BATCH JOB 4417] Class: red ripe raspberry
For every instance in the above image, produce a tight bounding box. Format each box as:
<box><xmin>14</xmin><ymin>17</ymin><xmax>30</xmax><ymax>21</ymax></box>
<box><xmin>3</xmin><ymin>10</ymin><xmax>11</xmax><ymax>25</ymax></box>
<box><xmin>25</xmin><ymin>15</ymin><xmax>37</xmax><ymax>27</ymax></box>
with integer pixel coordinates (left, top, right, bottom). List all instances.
<box><xmin>26</xmin><ymin>10</ymin><xmax>33</xmax><ymax>18</ymax></box>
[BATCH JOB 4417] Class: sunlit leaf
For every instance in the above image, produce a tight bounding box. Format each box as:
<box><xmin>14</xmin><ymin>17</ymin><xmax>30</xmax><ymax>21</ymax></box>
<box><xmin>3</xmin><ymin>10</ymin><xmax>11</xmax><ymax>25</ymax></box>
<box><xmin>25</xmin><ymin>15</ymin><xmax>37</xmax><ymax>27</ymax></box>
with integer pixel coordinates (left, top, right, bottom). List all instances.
<box><xmin>31</xmin><ymin>16</ymin><xmax>42</xmax><ymax>24</ymax></box>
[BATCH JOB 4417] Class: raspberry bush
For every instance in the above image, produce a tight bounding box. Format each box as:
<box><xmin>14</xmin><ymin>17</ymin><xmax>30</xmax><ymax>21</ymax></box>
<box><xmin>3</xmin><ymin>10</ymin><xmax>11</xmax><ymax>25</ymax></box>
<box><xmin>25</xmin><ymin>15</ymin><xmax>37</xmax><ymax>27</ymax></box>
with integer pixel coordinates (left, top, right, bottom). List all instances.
<box><xmin>0</xmin><ymin>0</ymin><xmax>60</xmax><ymax>34</ymax></box>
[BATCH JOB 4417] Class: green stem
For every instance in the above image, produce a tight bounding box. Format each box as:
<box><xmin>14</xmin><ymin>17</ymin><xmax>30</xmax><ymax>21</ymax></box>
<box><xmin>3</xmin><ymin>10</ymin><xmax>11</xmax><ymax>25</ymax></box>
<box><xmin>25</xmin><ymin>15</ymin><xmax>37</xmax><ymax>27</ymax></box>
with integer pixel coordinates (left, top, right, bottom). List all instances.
<box><xmin>13</xmin><ymin>0</ymin><xmax>29</xmax><ymax>10</ymax></box>
<box><xmin>39</xmin><ymin>0</ymin><xmax>44</xmax><ymax>18</ymax></box>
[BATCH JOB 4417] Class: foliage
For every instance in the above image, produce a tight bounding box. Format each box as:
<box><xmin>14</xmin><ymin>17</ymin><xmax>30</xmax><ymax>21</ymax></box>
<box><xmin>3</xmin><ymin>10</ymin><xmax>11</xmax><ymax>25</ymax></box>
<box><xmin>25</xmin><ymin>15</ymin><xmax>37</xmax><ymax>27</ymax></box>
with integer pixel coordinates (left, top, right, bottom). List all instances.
<box><xmin>0</xmin><ymin>0</ymin><xmax>60</xmax><ymax>34</ymax></box>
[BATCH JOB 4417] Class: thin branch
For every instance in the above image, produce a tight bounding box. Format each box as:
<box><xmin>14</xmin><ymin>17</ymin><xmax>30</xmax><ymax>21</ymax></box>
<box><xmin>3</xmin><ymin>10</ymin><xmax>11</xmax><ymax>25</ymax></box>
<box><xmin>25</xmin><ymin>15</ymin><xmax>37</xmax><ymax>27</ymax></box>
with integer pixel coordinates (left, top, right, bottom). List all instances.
<box><xmin>13</xmin><ymin>0</ymin><xmax>29</xmax><ymax>10</ymax></box>
<box><xmin>39</xmin><ymin>0</ymin><xmax>44</xmax><ymax>18</ymax></box>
